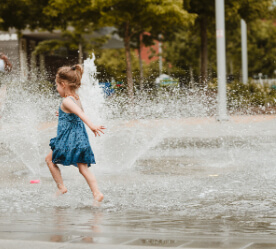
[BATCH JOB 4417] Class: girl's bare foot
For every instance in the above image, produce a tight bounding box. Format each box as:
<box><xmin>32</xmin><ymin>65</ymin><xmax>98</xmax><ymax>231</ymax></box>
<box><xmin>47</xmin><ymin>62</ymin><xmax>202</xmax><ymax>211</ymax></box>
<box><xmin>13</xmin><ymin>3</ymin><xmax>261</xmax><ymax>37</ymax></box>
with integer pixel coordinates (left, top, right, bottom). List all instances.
<box><xmin>94</xmin><ymin>192</ymin><xmax>104</xmax><ymax>202</ymax></box>
<box><xmin>56</xmin><ymin>184</ymin><xmax>67</xmax><ymax>196</ymax></box>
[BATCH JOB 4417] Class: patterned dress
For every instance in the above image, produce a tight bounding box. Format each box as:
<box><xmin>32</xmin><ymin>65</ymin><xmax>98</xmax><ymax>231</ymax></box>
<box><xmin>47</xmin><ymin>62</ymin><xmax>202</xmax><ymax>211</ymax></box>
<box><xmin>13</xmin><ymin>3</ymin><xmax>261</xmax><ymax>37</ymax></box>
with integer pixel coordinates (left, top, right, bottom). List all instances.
<box><xmin>49</xmin><ymin>99</ymin><xmax>95</xmax><ymax>167</ymax></box>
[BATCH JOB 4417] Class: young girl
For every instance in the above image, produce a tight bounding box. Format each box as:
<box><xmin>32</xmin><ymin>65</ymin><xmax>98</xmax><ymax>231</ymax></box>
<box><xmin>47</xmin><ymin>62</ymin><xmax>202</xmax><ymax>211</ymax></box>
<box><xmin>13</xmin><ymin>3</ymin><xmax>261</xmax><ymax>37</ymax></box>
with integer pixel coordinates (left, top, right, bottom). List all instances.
<box><xmin>45</xmin><ymin>64</ymin><xmax>105</xmax><ymax>202</ymax></box>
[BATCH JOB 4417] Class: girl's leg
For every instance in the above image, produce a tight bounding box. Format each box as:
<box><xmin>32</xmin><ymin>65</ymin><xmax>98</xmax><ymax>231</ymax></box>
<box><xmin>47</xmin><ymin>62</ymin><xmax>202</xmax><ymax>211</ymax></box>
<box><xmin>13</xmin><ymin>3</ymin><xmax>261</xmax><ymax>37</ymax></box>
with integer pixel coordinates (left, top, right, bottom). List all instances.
<box><xmin>78</xmin><ymin>163</ymin><xmax>104</xmax><ymax>202</ymax></box>
<box><xmin>45</xmin><ymin>151</ymin><xmax>67</xmax><ymax>194</ymax></box>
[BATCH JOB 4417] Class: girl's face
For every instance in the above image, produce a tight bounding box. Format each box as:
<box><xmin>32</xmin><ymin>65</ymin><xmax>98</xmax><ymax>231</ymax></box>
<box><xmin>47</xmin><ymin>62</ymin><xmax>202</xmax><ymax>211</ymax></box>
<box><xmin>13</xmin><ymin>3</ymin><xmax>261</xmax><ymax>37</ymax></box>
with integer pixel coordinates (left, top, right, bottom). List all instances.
<box><xmin>55</xmin><ymin>78</ymin><xmax>65</xmax><ymax>97</ymax></box>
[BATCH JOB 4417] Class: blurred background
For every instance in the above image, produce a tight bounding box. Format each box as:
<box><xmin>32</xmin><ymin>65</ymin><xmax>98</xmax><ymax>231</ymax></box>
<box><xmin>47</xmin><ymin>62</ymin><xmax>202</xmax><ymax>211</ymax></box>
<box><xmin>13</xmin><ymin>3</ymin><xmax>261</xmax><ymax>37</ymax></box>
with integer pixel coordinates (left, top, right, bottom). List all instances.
<box><xmin>0</xmin><ymin>0</ymin><xmax>276</xmax><ymax>114</ymax></box>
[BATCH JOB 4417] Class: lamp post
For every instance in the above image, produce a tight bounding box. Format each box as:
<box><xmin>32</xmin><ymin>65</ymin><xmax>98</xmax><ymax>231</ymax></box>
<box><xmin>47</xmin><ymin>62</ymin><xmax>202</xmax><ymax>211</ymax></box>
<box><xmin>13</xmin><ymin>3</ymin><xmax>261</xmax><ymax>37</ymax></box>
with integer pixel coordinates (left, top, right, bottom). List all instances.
<box><xmin>241</xmin><ymin>19</ymin><xmax>248</xmax><ymax>84</ymax></box>
<box><xmin>158</xmin><ymin>34</ymin><xmax>162</xmax><ymax>76</ymax></box>
<box><xmin>215</xmin><ymin>0</ymin><xmax>228</xmax><ymax>121</ymax></box>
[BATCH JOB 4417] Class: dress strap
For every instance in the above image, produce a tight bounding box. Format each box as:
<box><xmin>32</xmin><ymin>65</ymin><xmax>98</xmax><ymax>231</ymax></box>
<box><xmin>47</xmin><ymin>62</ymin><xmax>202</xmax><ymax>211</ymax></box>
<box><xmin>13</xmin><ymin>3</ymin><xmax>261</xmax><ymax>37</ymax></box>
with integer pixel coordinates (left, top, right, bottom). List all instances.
<box><xmin>68</xmin><ymin>96</ymin><xmax>84</xmax><ymax>111</ymax></box>
<box><xmin>68</xmin><ymin>96</ymin><xmax>77</xmax><ymax>103</ymax></box>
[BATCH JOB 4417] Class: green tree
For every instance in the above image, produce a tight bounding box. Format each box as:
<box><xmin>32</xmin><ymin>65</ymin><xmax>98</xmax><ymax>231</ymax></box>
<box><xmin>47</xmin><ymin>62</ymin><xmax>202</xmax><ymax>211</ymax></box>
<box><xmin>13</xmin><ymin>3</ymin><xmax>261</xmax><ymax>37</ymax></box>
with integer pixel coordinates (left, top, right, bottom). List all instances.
<box><xmin>0</xmin><ymin>0</ymin><xmax>59</xmax><ymax>31</ymax></box>
<box><xmin>164</xmin><ymin>25</ymin><xmax>200</xmax><ymax>86</ymax></box>
<box><xmin>224</xmin><ymin>0</ymin><xmax>275</xmax><ymax>78</ymax></box>
<box><xmin>0</xmin><ymin>0</ymin><xmax>105</xmax><ymax>63</ymax></box>
<box><xmin>183</xmin><ymin>0</ymin><xmax>214</xmax><ymax>84</ymax></box>
<box><xmin>237</xmin><ymin>0</ymin><xmax>273</xmax><ymax>21</ymax></box>
<box><xmin>99</xmin><ymin>0</ymin><xmax>192</xmax><ymax>100</ymax></box>
<box><xmin>43</xmin><ymin>0</ymin><xmax>103</xmax><ymax>63</ymax></box>
<box><xmin>96</xmin><ymin>48</ymin><xmax>140</xmax><ymax>84</ymax></box>
<box><xmin>137</xmin><ymin>1</ymin><xmax>194</xmax><ymax>90</ymax></box>
<box><xmin>183</xmin><ymin>0</ymin><xmax>274</xmax><ymax>84</ymax></box>
<box><xmin>247</xmin><ymin>19</ymin><xmax>276</xmax><ymax>77</ymax></box>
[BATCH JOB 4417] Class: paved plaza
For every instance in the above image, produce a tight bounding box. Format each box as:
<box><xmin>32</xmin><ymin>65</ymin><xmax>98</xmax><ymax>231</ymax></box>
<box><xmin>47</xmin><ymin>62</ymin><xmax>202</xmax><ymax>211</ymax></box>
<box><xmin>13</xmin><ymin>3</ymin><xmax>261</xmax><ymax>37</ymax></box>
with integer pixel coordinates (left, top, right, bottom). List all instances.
<box><xmin>1</xmin><ymin>115</ymin><xmax>276</xmax><ymax>249</ymax></box>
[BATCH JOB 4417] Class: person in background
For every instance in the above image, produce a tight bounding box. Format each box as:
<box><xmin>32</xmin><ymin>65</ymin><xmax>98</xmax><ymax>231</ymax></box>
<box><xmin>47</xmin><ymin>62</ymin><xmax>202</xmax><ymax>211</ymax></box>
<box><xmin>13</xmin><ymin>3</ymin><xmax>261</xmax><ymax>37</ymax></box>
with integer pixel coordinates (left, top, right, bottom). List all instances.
<box><xmin>0</xmin><ymin>53</ymin><xmax>11</xmax><ymax>117</ymax></box>
<box><xmin>0</xmin><ymin>53</ymin><xmax>12</xmax><ymax>73</ymax></box>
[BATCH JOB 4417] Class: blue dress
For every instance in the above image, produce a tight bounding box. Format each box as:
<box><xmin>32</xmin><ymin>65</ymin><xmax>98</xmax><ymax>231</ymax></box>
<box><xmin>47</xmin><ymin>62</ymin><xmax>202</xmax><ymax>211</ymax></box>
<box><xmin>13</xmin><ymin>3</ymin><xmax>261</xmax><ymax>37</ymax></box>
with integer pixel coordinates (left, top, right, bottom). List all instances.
<box><xmin>49</xmin><ymin>104</ymin><xmax>96</xmax><ymax>167</ymax></box>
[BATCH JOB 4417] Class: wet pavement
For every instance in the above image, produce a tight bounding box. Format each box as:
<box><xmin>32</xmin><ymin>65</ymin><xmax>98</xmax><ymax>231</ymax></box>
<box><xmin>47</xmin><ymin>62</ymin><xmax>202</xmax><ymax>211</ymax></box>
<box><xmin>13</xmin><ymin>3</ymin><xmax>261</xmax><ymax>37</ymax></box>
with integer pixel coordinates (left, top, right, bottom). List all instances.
<box><xmin>1</xmin><ymin>115</ymin><xmax>276</xmax><ymax>248</ymax></box>
<box><xmin>1</xmin><ymin>235</ymin><xmax>276</xmax><ymax>248</ymax></box>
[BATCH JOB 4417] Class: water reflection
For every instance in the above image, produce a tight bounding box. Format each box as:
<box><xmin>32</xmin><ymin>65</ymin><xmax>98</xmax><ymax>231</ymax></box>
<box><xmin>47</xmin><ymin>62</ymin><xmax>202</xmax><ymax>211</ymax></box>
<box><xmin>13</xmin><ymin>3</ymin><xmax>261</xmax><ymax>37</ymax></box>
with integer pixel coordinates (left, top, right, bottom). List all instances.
<box><xmin>48</xmin><ymin>208</ymin><xmax>103</xmax><ymax>243</ymax></box>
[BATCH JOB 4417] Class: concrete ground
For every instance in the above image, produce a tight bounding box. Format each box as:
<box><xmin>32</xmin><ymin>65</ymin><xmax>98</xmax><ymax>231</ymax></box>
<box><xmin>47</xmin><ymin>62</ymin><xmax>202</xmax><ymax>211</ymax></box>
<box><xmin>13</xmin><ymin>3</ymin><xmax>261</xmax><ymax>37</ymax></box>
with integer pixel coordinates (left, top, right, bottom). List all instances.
<box><xmin>1</xmin><ymin>236</ymin><xmax>276</xmax><ymax>249</ymax></box>
<box><xmin>1</xmin><ymin>115</ymin><xmax>276</xmax><ymax>249</ymax></box>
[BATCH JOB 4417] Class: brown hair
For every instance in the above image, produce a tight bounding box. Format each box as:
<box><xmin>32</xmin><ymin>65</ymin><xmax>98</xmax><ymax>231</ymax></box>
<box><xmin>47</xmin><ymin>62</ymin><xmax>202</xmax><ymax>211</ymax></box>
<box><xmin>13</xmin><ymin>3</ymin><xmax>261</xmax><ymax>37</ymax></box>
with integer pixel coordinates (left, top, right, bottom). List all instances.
<box><xmin>56</xmin><ymin>64</ymin><xmax>83</xmax><ymax>90</ymax></box>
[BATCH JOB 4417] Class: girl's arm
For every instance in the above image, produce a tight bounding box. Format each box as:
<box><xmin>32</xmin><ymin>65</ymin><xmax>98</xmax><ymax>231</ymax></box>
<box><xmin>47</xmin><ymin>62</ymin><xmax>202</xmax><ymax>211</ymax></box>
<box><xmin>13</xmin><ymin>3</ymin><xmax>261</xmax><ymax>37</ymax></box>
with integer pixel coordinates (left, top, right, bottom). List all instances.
<box><xmin>62</xmin><ymin>98</ymin><xmax>105</xmax><ymax>136</ymax></box>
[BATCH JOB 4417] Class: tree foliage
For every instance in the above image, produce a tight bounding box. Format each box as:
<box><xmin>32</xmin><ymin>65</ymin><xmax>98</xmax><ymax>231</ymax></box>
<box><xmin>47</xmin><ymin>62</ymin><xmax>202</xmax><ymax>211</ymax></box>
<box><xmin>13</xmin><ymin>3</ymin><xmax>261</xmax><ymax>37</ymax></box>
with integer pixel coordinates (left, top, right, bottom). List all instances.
<box><xmin>0</xmin><ymin>0</ymin><xmax>275</xmax><ymax>93</ymax></box>
<box><xmin>247</xmin><ymin>19</ymin><xmax>276</xmax><ymax>77</ymax></box>
<box><xmin>97</xmin><ymin>0</ymin><xmax>193</xmax><ymax>99</ymax></box>
<box><xmin>0</xmin><ymin>0</ymin><xmax>59</xmax><ymax>31</ymax></box>
<box><xmin>169</xmin><ymin>0</ymin><xmax>276</xmax><ymax>85</ymax></box>
<box><xmin>164</xmin><ymin>25</ymin><xmax>200</xmax><ymax>83</ymax></box>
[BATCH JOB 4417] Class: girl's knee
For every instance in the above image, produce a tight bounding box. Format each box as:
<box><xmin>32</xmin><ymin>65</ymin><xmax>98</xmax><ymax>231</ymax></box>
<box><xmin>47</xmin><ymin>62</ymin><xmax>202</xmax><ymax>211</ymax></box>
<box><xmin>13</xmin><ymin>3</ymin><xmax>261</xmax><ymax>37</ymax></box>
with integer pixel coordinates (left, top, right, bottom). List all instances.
<box><xmin>79</xmin><ymin>168</ymin><xmax>83</xmax><ymax>175</ymax></box>
<box><xmin>45</xmin><ymin>156</ymin><xmax>51</xmax><ymax>164</ymax></box>
<box><xmin>79</xmin><ymin>167</ymin><xmax>85</xmax><ymax>175</ymax></box>
<box><xmin>78</xmin><ymin>164</ymin><xmax>88</xmax><ymax>175</ymax></box>
<box><xmin>45</xmin><ymin>152</ymin><xmax>52</xmax><ymax>164</ymax></box>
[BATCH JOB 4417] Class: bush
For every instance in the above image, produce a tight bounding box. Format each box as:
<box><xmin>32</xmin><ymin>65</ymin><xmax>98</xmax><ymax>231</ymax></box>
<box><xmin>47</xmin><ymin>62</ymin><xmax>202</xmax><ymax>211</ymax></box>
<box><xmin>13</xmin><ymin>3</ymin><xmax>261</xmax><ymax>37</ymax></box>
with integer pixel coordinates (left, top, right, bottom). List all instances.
<box><xmin>208</xmin><ymin>80</ymin><xmax>276</xmax><ymax>114</ymax></box>
<box><xmin>228</xmin><ymin>80</ymin><xmax>276</xmax><ymax>105</ymax></box>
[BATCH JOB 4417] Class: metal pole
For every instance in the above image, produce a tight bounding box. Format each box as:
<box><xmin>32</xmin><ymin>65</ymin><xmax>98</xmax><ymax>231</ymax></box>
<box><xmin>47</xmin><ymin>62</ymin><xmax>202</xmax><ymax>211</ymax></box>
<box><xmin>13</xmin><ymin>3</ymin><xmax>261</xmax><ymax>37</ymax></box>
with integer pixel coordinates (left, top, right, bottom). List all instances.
<box><xmin>241</xmin><ymin>19</ymin><xmax>248</xmax><ymax>84</ymax></box>
<box><xmin>19</xmin><ymin>38</ymin><xmax>28</xmax><ymax>82</ymax></box>
<box><xmin>158</xmin><ymin>34</ymin><xmax>162</xmax><ymax>76</ymax></box>
<box><xmin>215</xmin><ymin>0</ymin><xmax>228</xmax><ymax>121</ymax></box>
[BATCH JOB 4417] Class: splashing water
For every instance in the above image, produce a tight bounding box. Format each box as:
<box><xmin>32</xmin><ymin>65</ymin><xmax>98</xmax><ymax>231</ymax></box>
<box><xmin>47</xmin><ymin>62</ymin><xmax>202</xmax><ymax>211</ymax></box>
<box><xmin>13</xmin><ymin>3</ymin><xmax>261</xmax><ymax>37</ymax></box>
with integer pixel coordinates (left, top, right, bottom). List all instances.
<box><xmin>79</xmin><ymin>53</ymin><xmax>105</xmax><ymax>124</ymax></box>
<box><xmin>0</xmin><ymin>74</ymin><xmax>58</xmax><ymax>177</ymax></box>
<box><xmin>1</xmin><ymin>55</ymin><xmax>276</xmax><ymax>239</ymax></box>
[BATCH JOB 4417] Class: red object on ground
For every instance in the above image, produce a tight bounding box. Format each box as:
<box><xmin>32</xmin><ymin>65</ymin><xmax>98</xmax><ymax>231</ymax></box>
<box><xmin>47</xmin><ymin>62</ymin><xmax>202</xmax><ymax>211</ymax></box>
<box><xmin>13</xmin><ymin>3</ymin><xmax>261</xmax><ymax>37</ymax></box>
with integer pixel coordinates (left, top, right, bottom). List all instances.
<box><xmin>30</xmin><ymin>180</ymin><xmax>40</xmax><ymax>184</ymax></box>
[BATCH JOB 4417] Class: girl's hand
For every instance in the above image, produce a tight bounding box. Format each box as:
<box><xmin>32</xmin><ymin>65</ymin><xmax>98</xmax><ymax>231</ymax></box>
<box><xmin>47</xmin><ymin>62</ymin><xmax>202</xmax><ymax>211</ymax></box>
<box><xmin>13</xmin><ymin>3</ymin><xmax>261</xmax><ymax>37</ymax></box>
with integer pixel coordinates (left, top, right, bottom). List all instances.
<box><xmin>91</xmin><ymin>125</ymin><xmax>106</xmax><ymax>137</ymax></box>
<box><xmin>55</xmin><ymin>111</ymin><xmax>59</xmax><ymax>117</ymax></box>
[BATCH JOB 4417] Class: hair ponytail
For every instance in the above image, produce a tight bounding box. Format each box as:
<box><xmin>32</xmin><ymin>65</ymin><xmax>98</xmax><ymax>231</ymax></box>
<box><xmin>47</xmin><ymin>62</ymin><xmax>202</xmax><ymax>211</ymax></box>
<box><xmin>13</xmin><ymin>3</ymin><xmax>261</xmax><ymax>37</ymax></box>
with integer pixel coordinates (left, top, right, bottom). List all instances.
<box><xmin>56</xmin><ymin>64</ymin><xmax>83</xmax><ymax>90</ymax></box>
